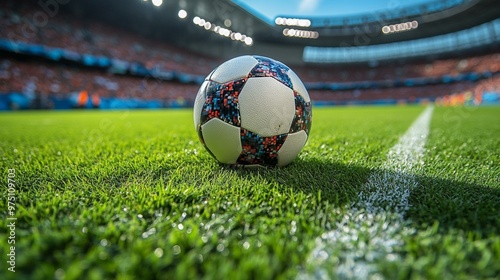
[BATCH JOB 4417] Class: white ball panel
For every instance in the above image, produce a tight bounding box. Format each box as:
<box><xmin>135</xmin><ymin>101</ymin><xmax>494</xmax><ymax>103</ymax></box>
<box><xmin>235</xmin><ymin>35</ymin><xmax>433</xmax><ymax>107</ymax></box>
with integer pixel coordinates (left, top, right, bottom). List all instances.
<box><xmin>239</xmin><ymin>77</ymin><xmax>295</xmax><ymax>137</ymax></box>
<box><xmin>277</xmin><ymin>130</ymin><xmax>308</xmax><ymax>166</ymax></box>
<box><xmin>210</xmin><ymin>56</ymin><xmax>259</xmax><ymax>83</ymax></box>
<box><xmin>287</xmin><ymin>69</ymin><xmax>310</xmax><ymax>103</ymax></box>
<box><xmin>206</xmin><ymin>68</ymin><xmax>216</xmax><ymax>81</ymax></box>
<box><xmin>201</xmin><ymin>118</ymin><xmax>242</xmax><ymax>164</ymax></box>
<box><xmin>193</xmin><ymin>81</ymin><xmax>209</xmax><ymax>129</ymax></box>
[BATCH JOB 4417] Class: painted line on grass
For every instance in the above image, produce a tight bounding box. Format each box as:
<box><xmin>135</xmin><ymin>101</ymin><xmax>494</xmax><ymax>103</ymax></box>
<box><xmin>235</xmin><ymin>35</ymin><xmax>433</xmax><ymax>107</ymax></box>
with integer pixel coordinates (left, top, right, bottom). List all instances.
<box><xmin>300</xmin><ymin>106</ymin><xmax>434</xmax><ymax>279</ymax></box>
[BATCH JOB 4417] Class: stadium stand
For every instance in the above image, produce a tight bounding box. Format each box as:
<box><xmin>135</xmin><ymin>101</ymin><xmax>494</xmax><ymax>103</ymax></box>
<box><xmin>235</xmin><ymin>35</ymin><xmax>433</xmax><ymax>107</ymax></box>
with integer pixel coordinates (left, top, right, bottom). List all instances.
<box><xmin>296</xmin><ymin>53</ymin><xmax>500</xmax><ymax>83</ymax></box>
<box><xmin>0</xmin><ymin>0</ymin><xmax>217</xmax><ymax>75</ymax></box>
<box><xmin>0</xmin><ymin>57</ymin><xmax>200</xmax><ymax>109</ymax></box>
<box><xmin>0</xmin><ymin>0</ymin><xmax>499</xmax><ymax>109</ymax></box>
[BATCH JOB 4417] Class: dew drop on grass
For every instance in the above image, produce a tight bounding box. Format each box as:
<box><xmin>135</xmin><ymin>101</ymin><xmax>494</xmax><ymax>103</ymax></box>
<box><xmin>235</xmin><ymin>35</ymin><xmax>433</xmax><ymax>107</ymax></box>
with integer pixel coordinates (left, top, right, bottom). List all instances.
<box><xmin>290</xmin><ymin>220</ymin><xmax>297</xmax><ymax>235</ymax></box>
<box><xmin>180</xmin><ymin>212</ymin><xmax>187</xmax><ymax>222</ymax></box>
<box><xmin>216</xmin><ymin>244</ymin><xmax>225</xmax><ymax>252</ymax></box>
<box><xmin>201</xmin><ymin>235</ymin><xmax>208</xmax><ymax>243</ymax></box>
<box><xmin>316</xmin><ymin>250</ymin><xmax>329</xmax><ymax>261</ymax></box>
<box><xmin>173</xmin><ymin>245</ymin><xmax>181</xmax><ymax>255</ymax></box>
<box><xmin>54</xmin><ymin>268</ymin><xmax>65</xmax><ymax>280</ymax></box>
<box><xmin>217</xmin><ymin>225</ymin><xmax>225</xmax><ymax>233</ymax></box>
<box><xmin>154</xmin><ymin>248</ymin><xmax>164</xmax><ymax>257</ymax></box>
<box><xmin>386</xmin><ymin>253</ymin><xmax>398</xmax><ymax>261</ymax></box>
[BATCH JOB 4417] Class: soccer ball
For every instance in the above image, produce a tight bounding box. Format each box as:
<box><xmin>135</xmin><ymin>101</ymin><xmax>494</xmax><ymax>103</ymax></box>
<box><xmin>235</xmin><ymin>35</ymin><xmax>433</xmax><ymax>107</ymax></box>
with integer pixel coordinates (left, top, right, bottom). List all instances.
<box><xmin>193</xmin><ymin>55</ymin><xmax>312</xmax><ymax>167</ymax></box>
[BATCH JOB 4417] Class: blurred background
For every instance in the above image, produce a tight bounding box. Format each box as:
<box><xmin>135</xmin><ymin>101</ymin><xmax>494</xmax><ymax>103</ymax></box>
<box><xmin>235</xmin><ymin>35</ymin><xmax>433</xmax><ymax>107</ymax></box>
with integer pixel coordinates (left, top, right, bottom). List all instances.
<box><xmin>0</xmin><ymin>0</ymin><xmax>499</xmax><ymax>110</ymax></box>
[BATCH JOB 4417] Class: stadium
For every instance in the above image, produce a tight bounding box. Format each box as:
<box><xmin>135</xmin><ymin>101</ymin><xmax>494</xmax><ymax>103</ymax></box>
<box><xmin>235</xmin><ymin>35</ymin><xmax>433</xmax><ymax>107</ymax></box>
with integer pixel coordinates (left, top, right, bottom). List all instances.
<box><xmin>0</xmin><ymin>0</ymin><xmax>499</xmax><ymax>279</ymax></box>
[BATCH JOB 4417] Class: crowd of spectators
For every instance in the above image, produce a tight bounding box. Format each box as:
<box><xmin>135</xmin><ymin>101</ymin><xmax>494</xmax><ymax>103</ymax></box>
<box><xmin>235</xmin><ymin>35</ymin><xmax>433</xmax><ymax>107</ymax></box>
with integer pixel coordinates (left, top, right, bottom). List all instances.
<box><xmin>0</xmin><ymin>0</ymin><xmax>499</xmax><ymax>107</ymax></box>
<box><xmin>296</xmin><ymin>53</ymin><xmax>500</xmax><ymax>83</ymax></box>
<box><xmin>310</xmin><ymin>75</ymin><xmax>500</xmax><ymax>104</ymax></box>
<box><xmin>0</xmin><ymin>58</ymin><xmax>199</xmax><ymax>101</ymax></box>
<box><xmin>2</xmin><ymin>53</ymin><xmax>497</xmax><ymax>106</ymax></box>
<box><xmin>0</xmin><ymin>0</ymin><xmax>217</xmax><ymax>75</ymax></box>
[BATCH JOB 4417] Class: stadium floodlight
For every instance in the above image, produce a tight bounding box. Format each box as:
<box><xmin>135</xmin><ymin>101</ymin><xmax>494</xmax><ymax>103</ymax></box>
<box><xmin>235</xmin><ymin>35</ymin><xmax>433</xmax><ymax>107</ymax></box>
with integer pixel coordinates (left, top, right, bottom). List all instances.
<box><xmin>192</xmin><ymin>15</ymin><xmax>253</xmax><ymax>46</ymax></box>
<box><xmin>244</xmin><ymin>37</ymin><xmax>253</xmax><ymax>46</ymax></box>
<box><xmin>382</xmin><ymin>20</ymin><xmax>418</xmax><ymax>34</ymax></box>
<box><xmin>283</xmin><ymin>28</ymin><xmax>319</xmax><ymax>39</ymax></box>
<box><xmin>178</xmin><ymin>9</ymin><xmax>187</xmax><ymax>19</ymax></box>
<box><xmin>275</xmin><ymin>17</ymin><xmax>311</xmax><ymax>27</ymax></box>
<box><xmin>152</xmin><ymin>0</ymin><xmax>162</xmax><ymax>7</ymax></box>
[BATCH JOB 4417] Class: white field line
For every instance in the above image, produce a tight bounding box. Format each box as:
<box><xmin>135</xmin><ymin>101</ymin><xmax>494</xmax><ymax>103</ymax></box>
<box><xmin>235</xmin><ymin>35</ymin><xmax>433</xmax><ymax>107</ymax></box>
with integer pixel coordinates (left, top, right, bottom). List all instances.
<box><xmin>299</xmin><ymin>106</ymin><xmax>434</xmax><ymax>280</ymax></box>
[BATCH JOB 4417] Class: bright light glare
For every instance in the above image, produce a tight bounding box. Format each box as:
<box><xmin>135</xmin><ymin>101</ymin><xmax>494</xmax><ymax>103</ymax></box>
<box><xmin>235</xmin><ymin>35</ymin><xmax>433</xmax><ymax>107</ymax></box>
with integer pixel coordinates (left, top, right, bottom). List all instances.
<box><xmin>152</xmin><ymin>0</ymin><xmax>162</xmax><ymax>7</ymax></box>
<box><xmin>178</xmin><ymin>9</ymin><xmax>187</xmax><ymax>19</ymax></box>
<box><xmin>244</xmin><ymin>37</ymin><xmax>253</xmax><ymax>46</ymax></box>
<box><xmin>192</xmin><ymin>15</ymin><xmax>253</xmax><ymax>46</ymax></box>
<box><xmin>382</xmin><ymin>20</ymin><xmax>418</xmax><ymax>34</ymax></box>
<box><xmin>275</xmin><ymin>17</ymin><xmax>311</xmax><ymax>27</ymax></box>
<box><xmin>283</xmin><ymin>28</ymin><xmax>319</xmax><ymax>39</ymax></box>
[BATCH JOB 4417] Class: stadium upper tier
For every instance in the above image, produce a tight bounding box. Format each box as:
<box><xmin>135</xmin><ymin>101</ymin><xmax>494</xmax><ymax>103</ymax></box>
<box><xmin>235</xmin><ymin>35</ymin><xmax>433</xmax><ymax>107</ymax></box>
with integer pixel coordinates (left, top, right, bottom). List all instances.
<box><xmin>2</xmin><ymin>0</ymin><xmax>498</xmax><ymax>64</ymax></box>
<box><xmin>304</xmin><ymin>19</ymin><xmax>500</xmax><ymax>63</ymax></box>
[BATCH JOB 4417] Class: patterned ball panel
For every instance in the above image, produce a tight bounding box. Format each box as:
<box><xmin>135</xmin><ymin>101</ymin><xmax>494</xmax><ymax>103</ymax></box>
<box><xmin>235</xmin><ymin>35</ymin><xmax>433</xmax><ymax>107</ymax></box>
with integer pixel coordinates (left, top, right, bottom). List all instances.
<box><xmin>289</xmin><ymin>91</ymin><xmax>312</xmax><ymax>135</ymax></box>
<box><xmin>249</xmin><ymin>56</ymin><xmax>293</xmax><ymax>89</ymax></box>
<box><xmin>200</xmin><ymin>78</ymin><xmax>246</xmax><ymax>127</ymax></box>
<box><xmin>237</xmin><ymin>129</ymin><xmax>288</xmax><ymax>166</ymax></box>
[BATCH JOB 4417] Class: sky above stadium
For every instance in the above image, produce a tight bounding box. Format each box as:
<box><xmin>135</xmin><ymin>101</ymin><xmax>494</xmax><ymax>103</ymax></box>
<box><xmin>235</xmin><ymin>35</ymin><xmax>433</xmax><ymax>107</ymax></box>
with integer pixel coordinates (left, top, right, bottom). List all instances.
<box><xmin>232</xmin><ymin>0</ymin><xmax>433</xmax><ymax>21</ymax></box>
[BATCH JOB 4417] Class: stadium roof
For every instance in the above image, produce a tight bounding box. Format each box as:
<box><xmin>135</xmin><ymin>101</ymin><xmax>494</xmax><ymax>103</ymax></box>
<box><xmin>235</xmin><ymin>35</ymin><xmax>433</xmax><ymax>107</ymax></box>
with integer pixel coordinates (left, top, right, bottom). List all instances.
<box><xmin>231</xmin><ymin>0</ymin><xmax>500</xmax><ymax>47</ymax></box>
<box><xmin>73</xmin><ymin>0</ymin><xmax>499</xmax><ymax>46</ymax></box>
<box><xmin>63</xmin><ymin>0</ymin><xmax>500</xmax><ymax>63</ymax></box>
<box><xmin>232</xmin><ymin>0</ymin><xmax>439</xmax><ymax>26</ymax></box>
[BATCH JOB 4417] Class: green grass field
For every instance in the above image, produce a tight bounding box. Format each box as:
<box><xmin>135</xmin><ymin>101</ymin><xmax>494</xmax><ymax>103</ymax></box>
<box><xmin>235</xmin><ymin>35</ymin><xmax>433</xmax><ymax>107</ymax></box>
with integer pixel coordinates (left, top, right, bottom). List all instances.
<box><xmin>1</xmin><ymin>105</ymin><xmax>499</xmax><ymax>279</ymax></box>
